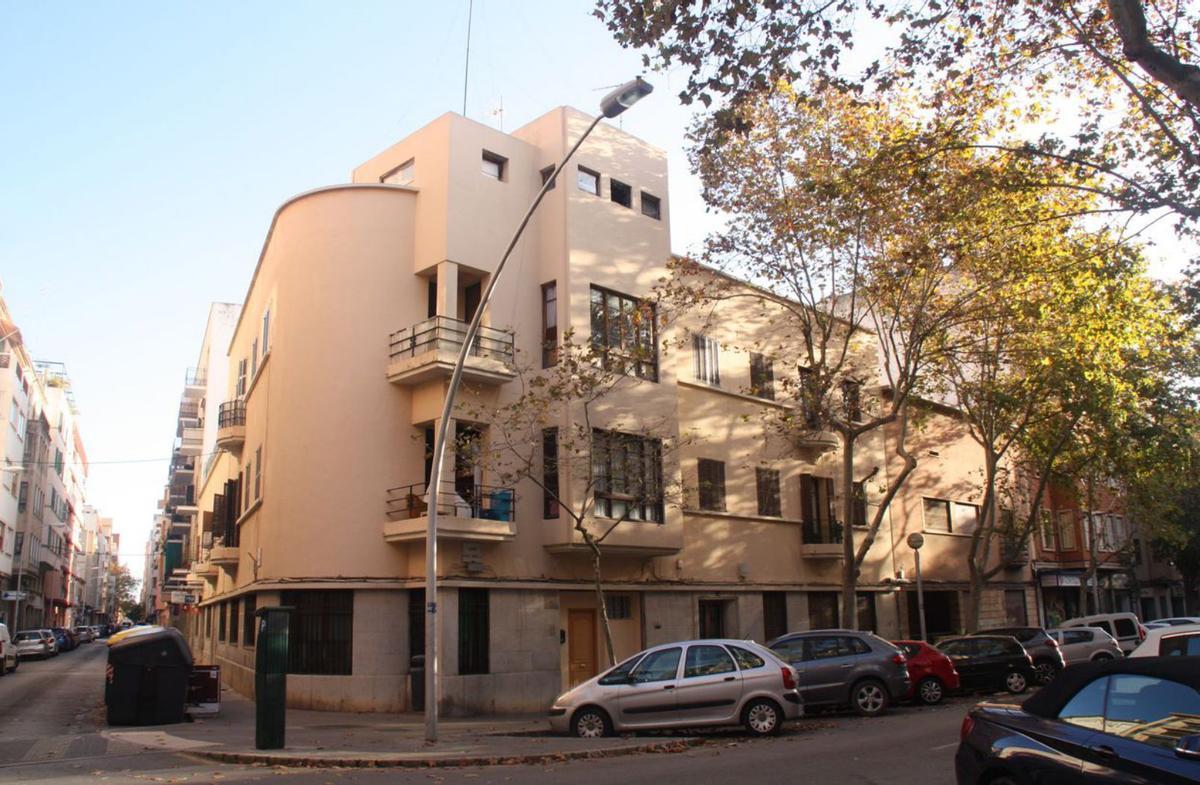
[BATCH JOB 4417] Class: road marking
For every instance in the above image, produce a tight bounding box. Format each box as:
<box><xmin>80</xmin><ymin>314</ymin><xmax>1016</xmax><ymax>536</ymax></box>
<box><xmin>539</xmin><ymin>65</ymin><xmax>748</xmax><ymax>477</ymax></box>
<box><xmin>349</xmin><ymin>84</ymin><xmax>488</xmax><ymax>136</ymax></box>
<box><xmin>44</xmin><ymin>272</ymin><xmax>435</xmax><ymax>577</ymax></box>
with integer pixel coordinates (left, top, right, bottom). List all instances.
<box><xmin>930</xmin><ymin>741</ymin><xmax>958</xmax><ymax>751</ymax></box>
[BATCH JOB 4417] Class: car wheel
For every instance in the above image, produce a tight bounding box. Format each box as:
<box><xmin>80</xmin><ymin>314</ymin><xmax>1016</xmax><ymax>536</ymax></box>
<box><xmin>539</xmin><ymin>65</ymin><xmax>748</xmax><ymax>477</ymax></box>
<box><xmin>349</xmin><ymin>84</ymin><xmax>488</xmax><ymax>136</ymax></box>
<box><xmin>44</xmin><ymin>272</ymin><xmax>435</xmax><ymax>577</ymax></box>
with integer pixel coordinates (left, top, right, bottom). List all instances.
<box><xmin>987</xmin><ymin>777</ymin><xmax>1018</xmax><ymax>785</ymax></box>
<box><xmin>1092</xmin><ymin>652</ymin><xmax>1114</xmax><ymax>662</ymax></box>
<box><xmin>916</xmin><ymin>676</ymin><xmax>944</xmax><ymax>705</ymax></box>
<box><xmin>570</xmin><ymin>707</ymin><xmax>613</xmax><ymax>739</ymax></box>
<box><xmin>743</xmin><ymin>698</ymin><xmax>783</xmax><ymax>736</ymax></box>
<box><xmin>1005</xmin><ymin>671</ymin><xmax>1028</xmax><ymax>694</ymax></box>
<box><xmin>851</xmin><ymin>680</ymin><xmax>889</xmax><ymax>717</ymax></box>
<box><xmin>1033</xmin><ymin>661</ymin><xmax>1059</xmax><ymax>685</ymax></box>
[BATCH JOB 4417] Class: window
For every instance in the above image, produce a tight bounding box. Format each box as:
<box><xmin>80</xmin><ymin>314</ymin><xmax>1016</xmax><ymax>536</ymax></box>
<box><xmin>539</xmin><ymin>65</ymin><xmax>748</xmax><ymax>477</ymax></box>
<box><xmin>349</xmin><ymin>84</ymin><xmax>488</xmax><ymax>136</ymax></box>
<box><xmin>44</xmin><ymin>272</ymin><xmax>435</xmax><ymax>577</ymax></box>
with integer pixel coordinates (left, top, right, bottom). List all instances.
<box><xmin>577</xmin><ymin>166</ymin><xmax>599</xmax><ymax>195</ymax></box>
<box><xmin>1113</xmin><ymin>618</ymin><xmax>1138</xmax><ymax>639</ymax></box>
<box><xmin>800</xmin><ymin>475</ymin><xmax>838</xmax><ymax>543</ymax></box>
<box><xmin>851</xmin><ymin>481</ymin><xmax>868</xmax><ymax>527</ymax></box>
<box><xmin>630</xmin><ymin>647</ymin><xmax>681</xmax><ymax>683</ymax></box>
<box><xmin>841</xmin><ymin>379</ymin><xmax>862</xmax><ymax>422</ymax></box>
<box><xmin>218</xmin><ymin>602</ymin><xmax>227</xmax><ymax>642</ymax></box>
<box><xmin>605</xmin><ymin>594</ymin><xmax>632</xmax><ymax>620</ymax></box>
<box><xmin>1160</xmin><ymin>633</ymin><xmax>1200</xmax><ymax>657</ymax></box>
<box><xmin>729</xmin><ymin>645</ymin><xmax>765</xmax><ymax>670</ymax></box>
<box><xmin>591</xmin><ymin>429</ymin><xmax>663</xmax><ymax>522</ymax></box>
<box><xmin>458</xmin><ymin>588</ymin><xmax>489</xmax><ymax>675</ymax></box>
<box><xmin>692</xmin><ymin>334</ymin><xmax>720</xmax><ymax>385</ymax></box>
<box><xmin>952</xmin><ymin>502</ymin><xmax>980</xmax><ymax>534</ymax></box>
<box><xmin>641</xmin><ymin>191</ymin><xmax>661</xmax><ymax>220</ymax></box>
<box><xmin>1062</xmin><ymin>629</ymin><xmax>1092</xmax><ymax>645</ymax></box>
<box><xmin>261</xmin><ymin>309</ymin><xmax>271</xmax><ymax>356</ymax></box>
<box><xmin>243</xmin><ymin>593</ymin><xmax>256</xmax><ymax>646</ymax></box>
<box><xmin>1105</xmin><ymin>674</ymin><xmax>1200</xmax><ymax>748</ymax></box>
<box><xmin>1057</xmin><ymin>511</ymin><xmax>1078</xmax><ymax>550</ymax></box>
<box><xmin>763</xmin><ymin>592</ymin><xmax>787</xmax><ymax>641</ymax></box>
<box><xmin>254</xmin><ymin>446</ymin><xmax>262</xmax><ymax>500</ymax></box>
<box><xmin>542</xmin><ymin>428</ymin><xmax>559</xmax><ymax>519</ymax></box>
<box><xmin>598</xmin><ymin>654</ymin><xmax>642</xmax><ymax>685</ymax></box>
<box><xmin>1039</xmin><ymin>509</ymin><xmax>1056</xmax><ymax>550</ymax></box>
<box><xmin>756</xmin><ymin>468</ymin><xmax>781</xmax><ymax>517</ymax></box>
<box><xmin>610</xmin><ymin>178</ymin><xmax>632</xmax><ymax>208</ymax></box>
<box><xmin>281</xmin><ymin>590</ymin><xmax>353</xmax><ymax>675</ymax></box>
<box><xmin>381</xmin><ymin>158</ymin><xmax>415</xmax><ymax>185</ymax></box>
<box><xmin>697</xmin><ymin>459</ymin><xmax>726</xmax><ymax>512</ymax></box>
<box><xmin>589</xmin><ymin>285</ymin><xmax>658</xmax><ymax>381</ymax></box>
<box><xmin>251</xmin><ymin>338</ymin><xmax>259</xmax><ymax>378</ymax></box>
<box><xmin>923</xmin><ymin>498</ymin><xmax>951</xmax><ymax>532</ymax></box>
<box><xmin>236</xmin><ymin>359</ymin><xmax>247</xmax><ymax>397</ymax></box>
<box><xmin>749</xmin><ymin>353</ymin><xmax>774</xmax><ymax>400</ymax></box>
<box><xmin>229</xmin><ymin>598</ymin><xmax>240</xmax><ymax>645</ymax></box>
<box><xmin>539</xmin><ymin>165</ymin><xmax>557</xmax><ymax>189</ymax></box>
<box><xmin>684</xmin><ymin>645</ymin><xmax>736</xmax><ymax>677</ymax></box>
<box><xmin>541</xmin><ymin>282</ymin><xmax>558</xmax><ymax>367</ymax></box>
<box><xmin>481</xmin><ymin>150</ymin><xmax>506</xmax><ymax>180</ymax></box>
<box><xmin>807</xmin><ymin>636</ymin><xmax>857</xmax><ymax>660</ymax></box>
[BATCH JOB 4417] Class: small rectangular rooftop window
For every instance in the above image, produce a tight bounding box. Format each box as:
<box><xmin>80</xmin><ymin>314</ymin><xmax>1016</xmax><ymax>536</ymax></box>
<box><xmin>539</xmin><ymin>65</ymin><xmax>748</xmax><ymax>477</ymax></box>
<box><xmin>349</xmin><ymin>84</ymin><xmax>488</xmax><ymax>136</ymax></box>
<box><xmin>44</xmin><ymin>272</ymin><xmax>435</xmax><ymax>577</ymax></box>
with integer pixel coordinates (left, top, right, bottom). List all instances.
<box><xmin>641</xmin><ymin>192</ymin><xmax>661</xmax><ymax>220</ymax></box>
<box><xmin>610</xmin><ymin>179</ymin><xmax>632</xmax><ymax>208</ymax></box>
<box><xmin>482</xmin><ymin>150</ymin><xmax>506</xmax><ymax>180</ymax></box>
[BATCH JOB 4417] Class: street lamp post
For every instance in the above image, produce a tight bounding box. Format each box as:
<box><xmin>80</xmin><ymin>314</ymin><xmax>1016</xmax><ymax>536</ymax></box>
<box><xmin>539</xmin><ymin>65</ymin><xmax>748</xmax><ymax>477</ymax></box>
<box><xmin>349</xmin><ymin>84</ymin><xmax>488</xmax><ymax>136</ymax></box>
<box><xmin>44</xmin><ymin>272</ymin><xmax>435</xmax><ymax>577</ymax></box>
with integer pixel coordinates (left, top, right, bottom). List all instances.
<box><xmin>907</xmin><ymin>533</ymin><xmax>927</xmax><ymax>642</ymax></box>
<box><xmin>422</xmin><ymin>78</ymin><xmax>654</xmax><ymax>743</ymax></box>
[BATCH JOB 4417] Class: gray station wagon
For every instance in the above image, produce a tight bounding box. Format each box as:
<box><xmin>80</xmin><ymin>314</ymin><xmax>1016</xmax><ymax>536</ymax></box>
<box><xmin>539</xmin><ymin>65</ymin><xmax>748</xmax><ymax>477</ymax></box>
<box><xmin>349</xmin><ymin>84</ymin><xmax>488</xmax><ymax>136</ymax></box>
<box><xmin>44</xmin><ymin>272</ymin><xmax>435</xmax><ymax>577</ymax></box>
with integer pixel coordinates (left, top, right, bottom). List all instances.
<box><xmin>548</xmin><ymin>639</ymin><xmax>802</xmax><ymax>737</ymax></box>
<box><xmin>768</xmin><ymin>630</ymin><xmax>910</xmax><ymax>716</ymax></box>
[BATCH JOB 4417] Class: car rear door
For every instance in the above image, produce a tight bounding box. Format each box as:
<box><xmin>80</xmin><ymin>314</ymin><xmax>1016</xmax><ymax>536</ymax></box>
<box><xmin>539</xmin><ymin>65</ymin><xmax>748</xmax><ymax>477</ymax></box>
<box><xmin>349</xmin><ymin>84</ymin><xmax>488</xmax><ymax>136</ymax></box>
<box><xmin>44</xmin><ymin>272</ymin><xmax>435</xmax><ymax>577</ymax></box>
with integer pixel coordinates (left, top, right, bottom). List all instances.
<box><xmin>616</xmin><ymin>646</ymin><xmax>682</xmax><ymax>727</ymax></box>
<box><xmin>674</xmin><ymin>644</ymin><xmax>742</xmax><ymax>724</ymax></box>
<box><xmin>801</xmin><ymin>636</ymin><xmax>858</xmax><ymax>705</ymax></box>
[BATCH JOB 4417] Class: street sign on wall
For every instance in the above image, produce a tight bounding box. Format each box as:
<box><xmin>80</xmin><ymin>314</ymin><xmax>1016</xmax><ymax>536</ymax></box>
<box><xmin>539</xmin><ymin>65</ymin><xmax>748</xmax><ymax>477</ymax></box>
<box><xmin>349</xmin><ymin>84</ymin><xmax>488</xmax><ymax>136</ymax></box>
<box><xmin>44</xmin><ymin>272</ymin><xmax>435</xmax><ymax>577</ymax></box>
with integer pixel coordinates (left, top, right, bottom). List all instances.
<box><xmin>1</xmin><ymin>591</ymin><xmax>27</xmax><ymax>601</ymax></box>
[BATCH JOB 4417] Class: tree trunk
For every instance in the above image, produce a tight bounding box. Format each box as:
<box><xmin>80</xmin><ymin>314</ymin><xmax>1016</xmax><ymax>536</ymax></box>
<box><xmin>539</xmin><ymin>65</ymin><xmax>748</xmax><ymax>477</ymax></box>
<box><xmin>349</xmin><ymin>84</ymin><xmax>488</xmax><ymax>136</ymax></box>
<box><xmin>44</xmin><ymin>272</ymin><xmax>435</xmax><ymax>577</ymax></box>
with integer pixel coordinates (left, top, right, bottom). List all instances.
<box><xmin>965</xmin><ymin>446</ymin><xmax>999</xmax><ymax>632</ymax></box>
<box><xmin>840</xmin><ymin>429</ymin><xmax>858</xmax><ymax>630</ymax></box>
<box><xmin>591</xmin><ymin>546</ymin><xmax>616</xmax><ymax>667</ymax></box>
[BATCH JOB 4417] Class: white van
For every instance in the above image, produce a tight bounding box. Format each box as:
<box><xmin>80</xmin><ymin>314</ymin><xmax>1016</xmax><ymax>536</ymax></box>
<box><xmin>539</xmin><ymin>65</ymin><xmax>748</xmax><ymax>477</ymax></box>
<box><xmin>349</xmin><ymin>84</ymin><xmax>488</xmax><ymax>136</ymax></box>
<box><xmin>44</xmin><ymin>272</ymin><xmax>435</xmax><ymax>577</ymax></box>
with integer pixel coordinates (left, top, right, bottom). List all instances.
<box><xmin>0</xmin><ymin>624</ymin><xmax>17</xmax><ymax>675</ymax></box>
<box><xmin>1059</xmin><ymin>612</ymin><xmax>1146</xmax><ymax>653</ymax></box>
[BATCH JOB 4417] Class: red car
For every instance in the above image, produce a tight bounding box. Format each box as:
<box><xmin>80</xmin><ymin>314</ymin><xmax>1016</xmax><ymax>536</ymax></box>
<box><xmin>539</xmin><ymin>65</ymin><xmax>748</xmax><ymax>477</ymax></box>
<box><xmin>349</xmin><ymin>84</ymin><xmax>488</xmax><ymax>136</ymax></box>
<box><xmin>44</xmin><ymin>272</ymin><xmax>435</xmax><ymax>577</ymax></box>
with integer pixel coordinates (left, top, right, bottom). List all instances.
<box><xmin>893</xmin><ymin>640</ymin><xmax>960</xmax><ymax>705</ymax></box>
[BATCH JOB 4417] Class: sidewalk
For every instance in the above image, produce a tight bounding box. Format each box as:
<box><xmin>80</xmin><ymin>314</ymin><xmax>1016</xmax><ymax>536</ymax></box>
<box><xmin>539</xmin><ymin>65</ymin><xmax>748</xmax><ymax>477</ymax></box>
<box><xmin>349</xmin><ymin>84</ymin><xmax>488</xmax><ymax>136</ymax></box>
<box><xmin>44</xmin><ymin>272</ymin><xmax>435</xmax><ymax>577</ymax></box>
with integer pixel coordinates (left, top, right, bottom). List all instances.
<box><xmin>98</xmin><ymin>688</ymin><xmax>703</xmax><ymax>768</ymax></box>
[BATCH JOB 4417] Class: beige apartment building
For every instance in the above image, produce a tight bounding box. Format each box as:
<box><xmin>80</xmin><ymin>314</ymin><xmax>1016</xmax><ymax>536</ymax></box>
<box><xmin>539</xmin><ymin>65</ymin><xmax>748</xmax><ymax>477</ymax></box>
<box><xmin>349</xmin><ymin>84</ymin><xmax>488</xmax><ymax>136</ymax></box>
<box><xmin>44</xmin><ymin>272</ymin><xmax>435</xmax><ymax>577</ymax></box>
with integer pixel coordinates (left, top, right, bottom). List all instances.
<box><xmin>165</xmin><ymin>105</ymin><xmax>1066</xmax><ymax>715</ymax></box>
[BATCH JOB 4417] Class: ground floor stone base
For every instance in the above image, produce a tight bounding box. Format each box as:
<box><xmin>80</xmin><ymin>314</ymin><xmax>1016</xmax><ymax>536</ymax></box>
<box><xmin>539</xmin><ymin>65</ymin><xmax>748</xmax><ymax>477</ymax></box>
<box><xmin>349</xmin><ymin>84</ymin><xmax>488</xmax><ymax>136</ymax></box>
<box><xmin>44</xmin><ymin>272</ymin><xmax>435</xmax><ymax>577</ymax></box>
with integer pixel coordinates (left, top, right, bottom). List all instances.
<box><xmin>183</xmin><ymin>582</ymin><xmax>1034</xmax><ymax>715</ymax></box>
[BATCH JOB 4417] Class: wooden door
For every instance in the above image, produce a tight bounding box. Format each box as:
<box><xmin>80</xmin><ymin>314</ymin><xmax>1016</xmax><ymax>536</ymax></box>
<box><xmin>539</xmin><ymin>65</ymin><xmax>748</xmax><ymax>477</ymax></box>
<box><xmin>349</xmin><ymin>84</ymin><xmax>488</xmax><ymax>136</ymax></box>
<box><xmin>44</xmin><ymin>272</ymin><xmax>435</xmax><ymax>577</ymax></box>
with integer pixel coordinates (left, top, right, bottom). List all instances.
<box><xmin>568</xmin><ymin>609</ymin><xmax>597</xmax><ymax>686</ymax></box>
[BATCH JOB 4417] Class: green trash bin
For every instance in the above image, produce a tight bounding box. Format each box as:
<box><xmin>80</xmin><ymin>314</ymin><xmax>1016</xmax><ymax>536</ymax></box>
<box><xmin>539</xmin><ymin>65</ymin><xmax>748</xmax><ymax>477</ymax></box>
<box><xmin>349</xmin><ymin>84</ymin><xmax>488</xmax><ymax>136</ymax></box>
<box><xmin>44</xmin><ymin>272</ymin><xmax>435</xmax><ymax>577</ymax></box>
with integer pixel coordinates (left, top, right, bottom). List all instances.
<box><xmin>254</xmin><ymin>606</ymin><xmax>292</xmax><ymax>750</ymax></box>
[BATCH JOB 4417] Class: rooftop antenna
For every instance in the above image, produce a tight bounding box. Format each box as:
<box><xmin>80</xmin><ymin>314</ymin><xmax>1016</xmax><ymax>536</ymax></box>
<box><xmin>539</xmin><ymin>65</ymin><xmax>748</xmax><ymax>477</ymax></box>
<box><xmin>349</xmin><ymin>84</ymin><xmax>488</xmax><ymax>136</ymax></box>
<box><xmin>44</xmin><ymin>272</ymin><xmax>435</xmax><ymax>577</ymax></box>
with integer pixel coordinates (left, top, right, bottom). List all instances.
<box><xmin>490</xmin><ymin>97</ymin><xmax>504</xmax><ymax>131</ymax></box>
<box><xmin>462</xmin><ymin>0</ymin><xmax>474</xmax><ymax>116</ymax></box>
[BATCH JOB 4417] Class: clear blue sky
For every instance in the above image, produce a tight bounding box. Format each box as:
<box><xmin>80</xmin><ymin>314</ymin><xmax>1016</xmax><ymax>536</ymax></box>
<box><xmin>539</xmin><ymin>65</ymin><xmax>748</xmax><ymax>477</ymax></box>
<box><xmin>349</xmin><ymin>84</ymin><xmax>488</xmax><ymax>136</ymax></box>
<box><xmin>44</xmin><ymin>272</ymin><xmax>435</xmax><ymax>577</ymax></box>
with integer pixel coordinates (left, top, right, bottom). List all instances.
<box><xmin>0</xmin><ymin>1</ymin><xmax>710</xmax><ymax>579</ymax></box>
<box><xmin>0</xmin><ymin>2</ymin><xmax>1188</xmax><ymax>581</ymax></box>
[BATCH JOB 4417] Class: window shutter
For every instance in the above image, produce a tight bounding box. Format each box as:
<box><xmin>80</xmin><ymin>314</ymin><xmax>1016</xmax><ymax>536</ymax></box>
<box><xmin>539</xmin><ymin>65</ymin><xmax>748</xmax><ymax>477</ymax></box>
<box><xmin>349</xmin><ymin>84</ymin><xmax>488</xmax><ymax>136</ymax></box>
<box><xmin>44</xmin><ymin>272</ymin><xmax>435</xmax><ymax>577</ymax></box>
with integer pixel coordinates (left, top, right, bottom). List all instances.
<box><xmin>824</xmin><ymin>477</ymin><xmax>837</xmax><ymax>527</ymax></box>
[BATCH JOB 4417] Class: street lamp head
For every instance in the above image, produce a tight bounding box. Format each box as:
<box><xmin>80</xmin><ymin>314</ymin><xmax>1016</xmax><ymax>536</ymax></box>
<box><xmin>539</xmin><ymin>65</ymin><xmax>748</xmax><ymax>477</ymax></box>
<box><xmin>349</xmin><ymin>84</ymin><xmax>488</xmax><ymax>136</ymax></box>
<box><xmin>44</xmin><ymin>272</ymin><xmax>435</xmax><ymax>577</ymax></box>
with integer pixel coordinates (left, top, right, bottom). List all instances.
<box><xmin>600</xmin><ymin>77</ymin><xmax>654</xmax><ymax>118</ymax></box>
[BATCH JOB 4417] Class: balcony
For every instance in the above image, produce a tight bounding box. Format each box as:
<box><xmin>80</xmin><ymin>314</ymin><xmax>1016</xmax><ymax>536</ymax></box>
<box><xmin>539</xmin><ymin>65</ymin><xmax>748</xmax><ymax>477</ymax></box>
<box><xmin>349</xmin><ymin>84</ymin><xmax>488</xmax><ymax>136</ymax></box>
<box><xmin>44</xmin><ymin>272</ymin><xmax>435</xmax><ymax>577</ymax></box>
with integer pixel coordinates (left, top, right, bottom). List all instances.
<box><xmin>383</xmin><ymin>481</ymin><xmax>516</xmax><ymax>543</ymax></box>
<box><xmin>191</xmin><ymin>560</ymin><xmax>218</xmax><ymax>582</ymax></box>
<box><xmin>209</xmin><ymin>545</ymin><xmax>239</xmax><ymax>569</ymax></box>
<box><xmin>216</xmin><ymin>400</ymin><xmax>246</xmax><ymax>453</ymax></box>
<box><xmin>184</xmin><ymin>368</ymin><xmax>207</xmax><ymax>396</ymax></box>
<box><xmin>800</xmin><ymin>523</ymin><xmax>844</xmax><ymax>558</ymax></box>
<box><xmin>386</xmin><ymin>317</ymin><xmax>516</xmax><ymax>386</ymax></box>
<box><xmin>178</xmin><ymin>426</ymin><xmax>203</xmax><ymax>456</ymax></box>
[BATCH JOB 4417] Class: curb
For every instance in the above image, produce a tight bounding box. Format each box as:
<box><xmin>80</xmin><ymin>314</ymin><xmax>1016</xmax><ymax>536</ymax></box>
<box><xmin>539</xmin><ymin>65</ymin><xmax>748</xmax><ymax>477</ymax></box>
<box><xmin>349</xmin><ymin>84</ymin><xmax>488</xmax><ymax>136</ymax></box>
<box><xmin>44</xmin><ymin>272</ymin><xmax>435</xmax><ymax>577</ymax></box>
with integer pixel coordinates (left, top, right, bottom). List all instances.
<box><xmin>189</xmin><ymin>737</ymin><xmax>705</xmax><ymax>769</ymax></box>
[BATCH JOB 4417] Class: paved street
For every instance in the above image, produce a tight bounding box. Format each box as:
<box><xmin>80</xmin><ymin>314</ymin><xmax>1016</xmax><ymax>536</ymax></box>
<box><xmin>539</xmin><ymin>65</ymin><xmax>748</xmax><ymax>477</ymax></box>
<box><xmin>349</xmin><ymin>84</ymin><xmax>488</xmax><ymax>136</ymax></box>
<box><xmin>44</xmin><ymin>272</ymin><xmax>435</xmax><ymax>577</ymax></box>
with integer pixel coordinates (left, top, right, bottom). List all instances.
<box><xmin>0</xmin><ymin>641</ymin><xmax>986</xmax><ymax>785</ymax></box>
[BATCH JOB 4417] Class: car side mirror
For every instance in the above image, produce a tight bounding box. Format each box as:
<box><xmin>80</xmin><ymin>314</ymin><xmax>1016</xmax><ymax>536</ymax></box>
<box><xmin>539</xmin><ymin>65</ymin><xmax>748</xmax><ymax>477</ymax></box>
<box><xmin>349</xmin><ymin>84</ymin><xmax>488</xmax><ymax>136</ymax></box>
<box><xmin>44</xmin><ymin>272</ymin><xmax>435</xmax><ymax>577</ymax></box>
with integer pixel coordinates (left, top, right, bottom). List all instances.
<box><xmin>1176</xmin><ymin>734</ymin><xmax>1200</xmax><ymax>760</ymax></box>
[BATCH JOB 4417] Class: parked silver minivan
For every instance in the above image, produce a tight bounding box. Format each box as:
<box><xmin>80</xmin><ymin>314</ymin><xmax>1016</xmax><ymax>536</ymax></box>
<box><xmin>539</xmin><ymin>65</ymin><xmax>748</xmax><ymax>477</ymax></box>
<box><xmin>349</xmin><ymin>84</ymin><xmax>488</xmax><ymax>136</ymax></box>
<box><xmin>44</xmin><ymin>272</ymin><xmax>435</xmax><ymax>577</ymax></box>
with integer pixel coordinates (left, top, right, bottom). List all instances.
<box><xmin>548</xmin><ymin>639</ymin><xmax>802</xmax><ymax>737</ymax></box>
<box><xmin>1059</xmin><ymin>613</ymin><xmax>1146</xmax><ymax>653</ymax></box>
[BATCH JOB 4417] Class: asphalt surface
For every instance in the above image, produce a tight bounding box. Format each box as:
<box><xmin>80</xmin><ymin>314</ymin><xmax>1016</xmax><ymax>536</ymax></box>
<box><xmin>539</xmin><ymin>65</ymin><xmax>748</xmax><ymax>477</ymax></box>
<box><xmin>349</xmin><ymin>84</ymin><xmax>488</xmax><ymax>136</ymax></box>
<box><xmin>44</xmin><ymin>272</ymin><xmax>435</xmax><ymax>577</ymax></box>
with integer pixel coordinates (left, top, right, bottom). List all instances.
<box><xmin>0</xmin><ymin>641</ymin><xmax>986</xmax><ymax>784</ymax></box>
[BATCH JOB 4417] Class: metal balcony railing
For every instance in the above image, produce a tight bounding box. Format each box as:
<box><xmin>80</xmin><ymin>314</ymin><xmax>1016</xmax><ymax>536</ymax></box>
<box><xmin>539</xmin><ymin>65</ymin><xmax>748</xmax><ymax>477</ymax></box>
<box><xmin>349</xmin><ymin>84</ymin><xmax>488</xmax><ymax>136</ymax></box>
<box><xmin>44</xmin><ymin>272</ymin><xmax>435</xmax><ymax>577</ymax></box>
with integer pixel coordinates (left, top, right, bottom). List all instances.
<box><xmin>218</xmin><ymin>400</ymin><xmax>246</xmax><ymax>428</ymax></box>
<box><xmin>388</xmin><ymin>316</ymin><xmax>514</xmax><ymax>364</ymax></box>
<box><xmin>185</xmin><ymin>368</ymin><xmax>207</xmax><ymax>387</ymax></box>
<box><xmin>802</xmin><ymin>521</ymin><xmax>844</xmax><ymax>545</ymax></box>
<box><xmin>386</xmin><ymin>480</ymin><xmax>515</xmax><ymax>522</ymax></box>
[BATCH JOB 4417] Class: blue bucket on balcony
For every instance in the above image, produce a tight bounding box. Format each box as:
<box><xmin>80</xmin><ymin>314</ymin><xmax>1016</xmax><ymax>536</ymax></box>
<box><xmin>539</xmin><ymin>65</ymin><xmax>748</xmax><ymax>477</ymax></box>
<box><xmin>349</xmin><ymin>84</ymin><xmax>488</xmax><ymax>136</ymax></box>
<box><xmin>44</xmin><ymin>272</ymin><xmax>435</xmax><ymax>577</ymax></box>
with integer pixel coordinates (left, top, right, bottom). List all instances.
<box><xmin>487</xmin><ymin>489</ymin><xmax>513</xmax><ymax>521</ymax></box>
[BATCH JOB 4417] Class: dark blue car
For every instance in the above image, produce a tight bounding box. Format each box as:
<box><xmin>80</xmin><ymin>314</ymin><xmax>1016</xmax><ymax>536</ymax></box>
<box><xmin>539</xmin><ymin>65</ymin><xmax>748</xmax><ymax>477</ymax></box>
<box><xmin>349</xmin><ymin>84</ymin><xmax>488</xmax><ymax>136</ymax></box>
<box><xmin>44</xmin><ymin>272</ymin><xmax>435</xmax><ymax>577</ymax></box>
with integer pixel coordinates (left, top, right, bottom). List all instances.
<box><xmin>956</xmin><ymin>656</ymin><xmax>1200</xmax><ymax>784</ymax></box>
<box><xmin>49</xmin><ymin>628</ymin><xmax>71</xmax><ymax>652</ymax></box>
